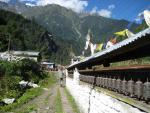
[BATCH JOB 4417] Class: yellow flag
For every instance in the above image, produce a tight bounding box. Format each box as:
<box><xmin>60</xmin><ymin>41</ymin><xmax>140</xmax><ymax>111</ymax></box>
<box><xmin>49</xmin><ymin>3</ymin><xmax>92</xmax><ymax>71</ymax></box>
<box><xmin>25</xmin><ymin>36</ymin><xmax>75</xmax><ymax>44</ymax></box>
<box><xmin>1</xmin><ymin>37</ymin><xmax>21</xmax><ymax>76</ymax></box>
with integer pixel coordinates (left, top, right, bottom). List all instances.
<box><xmin>114</xmin><ymin>29</ymin><xmax>126</xmax><ymax>36</ymax></box>
<box><xmin>114</xmin><ymin>29</ymin><xmax>134</xmax><ymax>38</ymax></box>
<box><xmin>95</xmin><ymin>43</ymin><xmax>103</xmax><ymax>52</ymax></box>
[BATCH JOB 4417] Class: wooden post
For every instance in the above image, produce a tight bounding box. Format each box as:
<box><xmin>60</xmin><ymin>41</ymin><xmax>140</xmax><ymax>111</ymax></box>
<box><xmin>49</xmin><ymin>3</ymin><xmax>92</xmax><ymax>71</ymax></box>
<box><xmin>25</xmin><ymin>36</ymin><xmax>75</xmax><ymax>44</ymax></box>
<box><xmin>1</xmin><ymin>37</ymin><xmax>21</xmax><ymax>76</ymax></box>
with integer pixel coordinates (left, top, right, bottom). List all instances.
<box><xmin>0</xmin><ymin>70</ymin><xmax>3</xmax><ymax>91</ymax></box>
<box><xmin>5</xmin><ymin>77</ymin><xmax>8</xmax><ymax>93</ymax></box>
<box><xmin>8</xmin><ymin>34</ymin><xmax>11</xmax><ymax>53</ymax></box>
<box><xmin>0</xmin><ymin>77</ymin><xmax>2</xmax><ymax>91</ymax></box>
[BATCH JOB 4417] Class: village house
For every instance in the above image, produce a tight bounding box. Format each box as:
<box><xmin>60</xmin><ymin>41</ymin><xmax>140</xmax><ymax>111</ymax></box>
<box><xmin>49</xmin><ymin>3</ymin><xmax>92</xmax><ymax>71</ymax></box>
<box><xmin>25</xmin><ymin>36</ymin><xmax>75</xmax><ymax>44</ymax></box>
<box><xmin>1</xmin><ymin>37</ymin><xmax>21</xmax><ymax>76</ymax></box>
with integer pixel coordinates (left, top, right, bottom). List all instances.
<box><xmin>41</xmin><ymin>62</ymin><xmax>56</xmax><ymax>71</ymax></box>
<box><xmin>0</xmin><ymin>51</ymin><xmax>41</xmax><ymax>62</ymax></box>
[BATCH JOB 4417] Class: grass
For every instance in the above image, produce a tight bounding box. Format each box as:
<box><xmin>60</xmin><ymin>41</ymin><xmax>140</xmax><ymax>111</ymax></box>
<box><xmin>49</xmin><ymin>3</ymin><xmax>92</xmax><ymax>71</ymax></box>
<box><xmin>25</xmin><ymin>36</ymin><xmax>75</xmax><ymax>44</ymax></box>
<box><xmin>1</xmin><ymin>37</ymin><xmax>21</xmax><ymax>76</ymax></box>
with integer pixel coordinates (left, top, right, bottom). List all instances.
<box><xmin>0</xmin><ymin>87</ymin><xmax>42</xmax><ymax>112</ymax></box>
<box><xmin>65</xmin><ymin>88</ymin><xmax>81</xmax><ymax>113</ymax></box>
<box><xmin>94</xmin><ymin>57</ymin><xmax>150</xmax><ymax>69</ymax></box>
<box><xmin>44</xmin><ymin>92</ymin><xmax>52</xmax><ymax>104</ymax></box>
<box><xmin>55</xmin><ymin>88</ymin><xmax>64</xmax><ymax>113</ymax></box>
<box><xmin>0</xmin><ymin>72</ymin><xmax>57</xmax><ymax>112</ymax></box>
<box><xmin>39</xmin><ymin>72</ymin><xmax>57</xmax><ymax>88</ymax></box>
<box><xmin>110</xmin><ymin>57</ymin><xmax>150</xmax><ymax>67</ymax></box>
<box><xmin>16</xmin><ymin>104</ymin><xmax>37</xmax><ymax>113</ymax></box>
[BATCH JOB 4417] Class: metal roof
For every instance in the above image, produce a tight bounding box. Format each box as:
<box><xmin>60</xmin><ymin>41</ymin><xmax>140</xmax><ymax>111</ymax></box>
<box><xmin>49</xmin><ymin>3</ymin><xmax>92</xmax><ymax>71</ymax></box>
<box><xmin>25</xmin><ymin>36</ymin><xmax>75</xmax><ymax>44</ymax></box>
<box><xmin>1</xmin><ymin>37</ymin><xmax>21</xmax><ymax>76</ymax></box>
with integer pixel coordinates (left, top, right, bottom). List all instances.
<box><xmin>68</xmin><ymin>28</ymin><xmax>150</xmax><ymax>70</ymax></box>
<box><xmin>0</xmin><ymin>51</ymin><xmax>40</xmax><ymax>61</ymax></box>
<box><xmin>41</xmin><ymin>62</ymin><xmax>55</xmax><ymax>65</ymax></box>
<box><xmin>11</xmin><ymin>51</ymin><xmax>40</xmax><ymax>56</ymax></box>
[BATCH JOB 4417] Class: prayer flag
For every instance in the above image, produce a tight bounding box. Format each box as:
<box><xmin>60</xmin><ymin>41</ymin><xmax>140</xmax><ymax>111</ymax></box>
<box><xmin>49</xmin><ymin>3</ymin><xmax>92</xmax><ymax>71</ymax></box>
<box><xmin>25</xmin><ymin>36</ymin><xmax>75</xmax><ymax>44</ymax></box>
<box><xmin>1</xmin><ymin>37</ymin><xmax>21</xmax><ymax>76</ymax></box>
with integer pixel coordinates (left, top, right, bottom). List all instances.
<box><xmin>114</xmin><ymin>29</ymin><xmax>126</xmax><ymax>36</ymax></box>
<box><xmin>114</xmin><ymin>29</ymin><xmax>134</xmax><ymax>38</ymax></box>
<box><xmin>144</xmin><ymin>10</ymin><xmax>150</xmax><ymax>27</ymax></box>
<box><xmin>95</xmin><ymin>43</ymin><xmax>103</xmax><ymax>52</ymax></box>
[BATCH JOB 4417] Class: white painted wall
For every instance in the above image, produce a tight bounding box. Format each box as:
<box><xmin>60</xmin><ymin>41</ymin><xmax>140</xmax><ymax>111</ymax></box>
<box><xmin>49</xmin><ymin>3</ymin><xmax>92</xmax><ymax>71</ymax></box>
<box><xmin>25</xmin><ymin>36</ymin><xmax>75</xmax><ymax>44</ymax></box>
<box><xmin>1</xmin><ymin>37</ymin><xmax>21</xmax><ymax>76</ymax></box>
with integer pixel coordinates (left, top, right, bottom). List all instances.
<box><xmin>66</xmin><ymin>77</ymin><xmax>146</xmax><ymax>113</ymax></box>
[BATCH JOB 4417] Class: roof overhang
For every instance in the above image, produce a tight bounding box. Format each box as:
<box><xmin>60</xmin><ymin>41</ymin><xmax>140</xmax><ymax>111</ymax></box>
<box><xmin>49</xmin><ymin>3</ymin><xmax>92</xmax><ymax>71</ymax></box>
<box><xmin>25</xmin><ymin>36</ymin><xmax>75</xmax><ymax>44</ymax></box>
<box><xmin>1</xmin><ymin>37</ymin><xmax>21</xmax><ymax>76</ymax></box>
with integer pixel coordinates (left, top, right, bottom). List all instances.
<box><xmin>68</xmin><ymin>28</ymin><xmax>150</xmax><ymax>70</ymax></box>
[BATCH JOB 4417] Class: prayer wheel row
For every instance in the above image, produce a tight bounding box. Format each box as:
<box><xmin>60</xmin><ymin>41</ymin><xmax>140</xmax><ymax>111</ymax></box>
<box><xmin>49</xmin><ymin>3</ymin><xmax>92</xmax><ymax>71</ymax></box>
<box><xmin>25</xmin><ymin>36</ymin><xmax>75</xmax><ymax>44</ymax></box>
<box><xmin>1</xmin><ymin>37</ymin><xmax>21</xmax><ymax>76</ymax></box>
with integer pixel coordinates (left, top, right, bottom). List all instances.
<box><xmin>80</xmin><ymin>75</ymin><xmax>150</xmax><ymax>102</ymax></box>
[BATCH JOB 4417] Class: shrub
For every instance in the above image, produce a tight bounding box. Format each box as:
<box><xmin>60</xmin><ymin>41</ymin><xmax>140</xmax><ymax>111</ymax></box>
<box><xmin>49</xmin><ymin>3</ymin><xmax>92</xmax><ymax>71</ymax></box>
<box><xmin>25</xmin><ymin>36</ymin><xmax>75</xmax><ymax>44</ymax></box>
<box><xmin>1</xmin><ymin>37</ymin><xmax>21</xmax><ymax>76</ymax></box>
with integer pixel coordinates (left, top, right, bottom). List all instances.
<box><xmin>0</xmin><ymin>59</ymin><xmax>46</xmax><ymax>104</ymax></box>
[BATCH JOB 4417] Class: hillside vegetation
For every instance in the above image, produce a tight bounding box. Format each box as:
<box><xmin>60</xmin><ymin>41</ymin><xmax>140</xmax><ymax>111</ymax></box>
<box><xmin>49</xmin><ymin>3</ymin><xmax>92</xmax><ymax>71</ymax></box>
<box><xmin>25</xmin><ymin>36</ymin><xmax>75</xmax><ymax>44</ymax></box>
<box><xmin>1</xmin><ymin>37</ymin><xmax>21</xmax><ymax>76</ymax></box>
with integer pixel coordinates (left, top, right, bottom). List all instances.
<box><xmin>22</xmin><ymin>4</ymin><xmax>137</xmax><ymax>53</ymax></box>
<box><xmin>0</xmin><ymin>59</ymin><xmax>44</xmax><ymax>111</ymax></box>
<box><xmin>0</xmin><ymin>9</ymin><xmax>71</xmax><ymax>64</ymax></box>
<box><xmin>0</xmin><ymin>2</ymin><xmax>138</xmax><ymax>56</ymax></box>
<box><xmin>0</xmin><ymin>59</ymin><xmax>57</xmax><ymax>112</ymax></box>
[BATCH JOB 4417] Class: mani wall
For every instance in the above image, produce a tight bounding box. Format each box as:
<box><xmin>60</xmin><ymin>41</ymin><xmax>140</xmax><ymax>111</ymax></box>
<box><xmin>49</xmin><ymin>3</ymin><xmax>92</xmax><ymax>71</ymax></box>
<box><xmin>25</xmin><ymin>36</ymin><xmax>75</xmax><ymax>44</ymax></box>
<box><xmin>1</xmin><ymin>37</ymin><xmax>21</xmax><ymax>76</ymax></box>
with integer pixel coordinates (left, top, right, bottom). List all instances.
<box><xmin>65</xmin><ymin>69</ymin><xmax>146</xmax><ymax>113</ymax></box>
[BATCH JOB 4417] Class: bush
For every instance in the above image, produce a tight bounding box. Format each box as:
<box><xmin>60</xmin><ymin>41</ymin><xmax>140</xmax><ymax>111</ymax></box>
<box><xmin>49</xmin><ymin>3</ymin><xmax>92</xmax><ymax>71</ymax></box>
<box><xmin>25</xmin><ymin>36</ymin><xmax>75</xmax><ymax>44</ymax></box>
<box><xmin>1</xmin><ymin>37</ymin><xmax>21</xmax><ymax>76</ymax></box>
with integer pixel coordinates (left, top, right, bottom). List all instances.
<box><xmin>0</xmin><ymin>87</ymin><xmax>42</xmax><ymax>112</ymax></box>
<box><xmin>6</xmin><ymin>76</ymin><xmax>22</xmax><ymax>90</ymax></box>
<box><xmin>0</xmin><ymin>72</ymin><xmax>57</xmax><ymax>112</ymax></box>
<box><xmin>0</xmin><ymin>59</ymin><xmax>46</xmax><ymax>105</ymax></box>
<box><xmin>0</xmin><ymin>76</ymin><xmax>22</xmax><ymax>99</ymax></box>
<box><xmin>17</xmin><ymin>59</ymin><xmax>46</xmax><ymax>82</ymax></box>
<box><xmin>0</xmin><ymin>59</ymin><xmax>45</xmax><ymax>82</ymax></box>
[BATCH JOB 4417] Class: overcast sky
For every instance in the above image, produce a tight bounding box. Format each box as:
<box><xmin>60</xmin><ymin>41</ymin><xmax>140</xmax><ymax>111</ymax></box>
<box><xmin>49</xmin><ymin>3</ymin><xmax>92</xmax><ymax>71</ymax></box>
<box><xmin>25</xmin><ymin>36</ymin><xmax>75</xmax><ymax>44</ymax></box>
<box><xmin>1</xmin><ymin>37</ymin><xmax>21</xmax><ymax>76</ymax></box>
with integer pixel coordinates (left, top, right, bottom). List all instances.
<box><xmin>1</xmin><ymin>0</ymin><xmax>150</xmax><ymax>22</ymax></box>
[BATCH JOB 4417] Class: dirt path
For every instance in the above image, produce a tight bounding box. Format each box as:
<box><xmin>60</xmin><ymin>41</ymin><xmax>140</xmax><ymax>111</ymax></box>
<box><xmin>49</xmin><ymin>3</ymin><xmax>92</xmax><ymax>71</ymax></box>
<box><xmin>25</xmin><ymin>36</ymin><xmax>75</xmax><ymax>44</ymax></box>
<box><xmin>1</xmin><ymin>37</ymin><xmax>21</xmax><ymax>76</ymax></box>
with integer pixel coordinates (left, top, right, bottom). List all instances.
<box><xmin>60</xmin><ymin>87</ymin><xmax>74</xmax><ymax>113</ymax></box>
<box><xmin>13</xmin><ymin>84</ymin><xmax>58</xmax><ymax>113</ymax></box>
<box><xmin>12</xmin><ymin>79</ymin><xmax>76</xmax><ymax>113</ymax></box>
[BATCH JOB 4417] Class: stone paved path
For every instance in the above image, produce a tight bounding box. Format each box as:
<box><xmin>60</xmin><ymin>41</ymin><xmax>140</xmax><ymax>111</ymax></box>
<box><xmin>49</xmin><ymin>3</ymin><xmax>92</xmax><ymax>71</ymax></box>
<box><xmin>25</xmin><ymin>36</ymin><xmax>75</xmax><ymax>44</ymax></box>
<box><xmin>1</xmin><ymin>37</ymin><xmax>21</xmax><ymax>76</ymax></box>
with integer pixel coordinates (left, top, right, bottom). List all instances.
<box><xmin>60</xmin><ymin>87</ymin><xmax>74</xmax><ymax>113</ymax></box>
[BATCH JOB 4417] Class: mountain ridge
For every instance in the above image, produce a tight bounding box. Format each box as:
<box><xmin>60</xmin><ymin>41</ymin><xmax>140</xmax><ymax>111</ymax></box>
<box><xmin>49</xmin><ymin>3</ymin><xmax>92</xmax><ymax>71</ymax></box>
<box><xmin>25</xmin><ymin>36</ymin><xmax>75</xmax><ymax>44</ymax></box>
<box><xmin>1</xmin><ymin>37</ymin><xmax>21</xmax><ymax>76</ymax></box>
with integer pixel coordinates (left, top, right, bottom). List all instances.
<box><xmin>0</xmin><ymin>1</ymin><xmax>138</xmax><ymax>60</ymax></box>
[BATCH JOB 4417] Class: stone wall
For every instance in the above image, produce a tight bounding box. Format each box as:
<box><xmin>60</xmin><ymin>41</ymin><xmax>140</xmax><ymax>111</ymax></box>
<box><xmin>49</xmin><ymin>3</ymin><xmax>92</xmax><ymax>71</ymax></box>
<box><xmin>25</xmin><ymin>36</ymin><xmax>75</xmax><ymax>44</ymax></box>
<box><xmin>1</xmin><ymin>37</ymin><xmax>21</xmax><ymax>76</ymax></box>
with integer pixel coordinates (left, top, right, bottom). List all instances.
<box><xmin>66</xmin><ymin>77</ymin><xmax>146</xmax><ymax>113</ymax></box>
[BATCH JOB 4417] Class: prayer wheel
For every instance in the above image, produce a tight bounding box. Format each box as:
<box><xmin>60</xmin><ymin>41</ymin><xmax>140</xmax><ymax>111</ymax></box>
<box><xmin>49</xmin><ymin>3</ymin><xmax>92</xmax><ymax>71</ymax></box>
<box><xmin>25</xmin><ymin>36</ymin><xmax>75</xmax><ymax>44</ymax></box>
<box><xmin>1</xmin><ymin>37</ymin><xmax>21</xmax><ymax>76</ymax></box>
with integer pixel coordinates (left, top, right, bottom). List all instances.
<box><xmin>116</xmin><ymin>78</ymin><xmax>122</xmax><ymax>93</ymax></box>
<box><xmin>135</xmin><ymin>80</ymin><xmax>143</xmax><ymax>99</ymax></box>
<box><xmin>122</xmin><ymin>79</ymin><xmax>127</xmax><ymax>95</ymax></box>
<box><xmin>143</xmin><ymin>81</ymin><xmax>150</xmax><ymax>101</ymax></box>
<box><xmin>127</xmin><ymin>79</ymin><xmax>135</xmax><ymax>97</ymax></box>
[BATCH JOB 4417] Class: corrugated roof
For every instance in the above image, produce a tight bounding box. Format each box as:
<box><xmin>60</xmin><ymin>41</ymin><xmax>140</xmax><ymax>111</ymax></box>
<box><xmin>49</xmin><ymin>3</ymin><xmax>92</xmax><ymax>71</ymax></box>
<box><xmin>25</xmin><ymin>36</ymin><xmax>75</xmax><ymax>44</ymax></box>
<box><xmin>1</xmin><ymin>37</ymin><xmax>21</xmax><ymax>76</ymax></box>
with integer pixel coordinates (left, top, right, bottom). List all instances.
<box><xmin>11</xmin><ymin>51</ymin><xmax>40</xmax><ymax>56</ymax></box>
<box><xmin>68</xmin><ymin>28</ymin><xmax>150</xmax><ymax>69</ymax></box>
<box><xmin>41</xmin><ymin>62</ymin><xmax>54</xmax><ymax>65</ymax></box>
<box><xmin>94</xmin><ymin>28</ymin><xmax>150</xmax><ymax>58</ymax></box>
